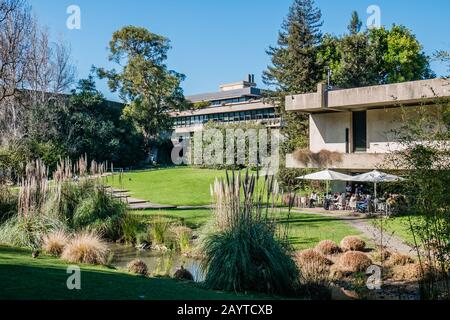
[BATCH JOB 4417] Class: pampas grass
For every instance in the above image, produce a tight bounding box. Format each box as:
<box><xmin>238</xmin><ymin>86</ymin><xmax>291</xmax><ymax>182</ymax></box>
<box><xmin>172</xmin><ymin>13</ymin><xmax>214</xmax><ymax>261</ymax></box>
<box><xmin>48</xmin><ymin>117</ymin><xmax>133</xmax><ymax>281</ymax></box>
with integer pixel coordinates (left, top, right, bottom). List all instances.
<box><xmin>61</xmin><ymin>231</ymin><xmax>108</xmax><ymax>265</ymax></box>
<box><xmin>42</xmin><ymin>230</ymin><xmax>69</xmax><ymax>256</ymax></box>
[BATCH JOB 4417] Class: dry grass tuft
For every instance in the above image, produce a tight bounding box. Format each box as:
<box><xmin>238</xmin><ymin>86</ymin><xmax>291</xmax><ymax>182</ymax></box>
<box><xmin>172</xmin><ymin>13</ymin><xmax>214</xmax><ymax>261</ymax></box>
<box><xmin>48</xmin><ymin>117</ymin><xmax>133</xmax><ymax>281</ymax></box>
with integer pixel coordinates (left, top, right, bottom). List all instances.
<box><xmin>339</xmin><ymin>251</ymin><xmax>372</xmax><ymax>273</ymax></box>
<box><xmin>42</xmin><ymin>230</ymin><xmax>69</xmax><ymax>256</ymax></box>
<box><xmin>340</xmin><ymin>236</ymin><xmax>366</xmax><ymax>252</ymax></box>
<box><xmin>391</xmin><ymin>263</ymin><xmax>423</xmax><ymax>281</ymax></box>
<box><xmin>61</xmin><ymin>231</ymin><xmax>108</xmax><ymax>265</ymax></box>
<box><xmin>127</xmin><ymin>259</ymin><xmax>148</xmax><ymax>276</ymax></box>
<box><xmin>370</xmin><ymin>248</ymin><xmax>392</xmax><ymax>263</ymax></box>
<box><xmin>295</xmin><ymin>249</ymin><xmax>333</xmax><ymax>266</ymax></box>
<box><xmin>387</xmin><ymin>252</ymin><xmax>415</xmax><ymax>267</ymax></box>
<box><xmin>315</xmin><ymin>240</ymin><xmax>341</xmax><ymax>255</ymax></box>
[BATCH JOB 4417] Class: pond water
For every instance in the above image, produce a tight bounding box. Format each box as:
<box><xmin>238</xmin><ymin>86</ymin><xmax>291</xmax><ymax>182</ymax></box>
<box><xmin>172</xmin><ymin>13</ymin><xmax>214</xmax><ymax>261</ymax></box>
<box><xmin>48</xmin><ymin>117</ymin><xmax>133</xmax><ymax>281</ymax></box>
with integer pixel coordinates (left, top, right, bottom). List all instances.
<box><xmin>109</xmin><ymin>244</ymin><xmax>205</xmax><ymax>282</ymax></box>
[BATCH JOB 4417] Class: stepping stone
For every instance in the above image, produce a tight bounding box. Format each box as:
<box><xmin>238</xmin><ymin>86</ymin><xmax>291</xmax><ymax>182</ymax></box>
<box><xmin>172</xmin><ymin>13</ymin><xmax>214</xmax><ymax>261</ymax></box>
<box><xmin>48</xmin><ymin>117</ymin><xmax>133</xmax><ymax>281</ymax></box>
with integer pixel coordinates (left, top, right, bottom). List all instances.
<box><xmin>126</xmin><ymin>198</ymin><xmax>148</xmax><ymax>205</ymax></box>
<box><xmin>128</xmin><ymin>203</ymin><xmax>176</xmax><ymax>210</ymax></box>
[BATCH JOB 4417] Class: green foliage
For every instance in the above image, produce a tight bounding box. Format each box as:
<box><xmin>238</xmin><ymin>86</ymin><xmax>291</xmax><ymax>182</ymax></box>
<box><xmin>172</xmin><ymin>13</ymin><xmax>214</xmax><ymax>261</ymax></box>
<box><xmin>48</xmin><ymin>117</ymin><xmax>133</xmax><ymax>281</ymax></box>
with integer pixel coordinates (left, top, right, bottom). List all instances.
<box><xmin>193</xmin><ymin>101</ymin><xmax>211</xmax><ymax>109</ymax></box>
<box><xmin>120</xmin><ymin>215</ymin><xmax>147</xmax><ymax>245</ymax></box>
<box><xmin>96</xmin><ymin>26</ymin><xmax>188</xmax><ymax>146</ymax></box>
<box><xmin>390</xmin><ymin>100</ymin><xmax>450</xmax><ymax>299</ymax></box>
<box><xmin>59</xmin><ymin>77</ymin><xmax>146</xmax><ymax>167</ymax></box>
<box><xmin>0</xmin><ymin>185</ymin><xmax>17</xmax><ymax>222</ymax></box>
<box><xmin>191</xmin><ymin>121</ymin><xmax>269</xmax><ymax>170</ymax></box>
<box><xmin>201</xmin><ymin>171</ymin><xmax>300</xmax><ymax>296</ymax></box>
<box><xmin>202</xmin><ymin>222</ymin><xmax>300</xmax><ymax>295</ymax></box>
<box><xmin>150</xmin><ymin>217</ymin><xmax>171</xmax><ymax>245</ymax></box>
<box><xmin>72</xmin><ymin>187</ymin><xmax>127</xmax><ymax>240</ymax></box>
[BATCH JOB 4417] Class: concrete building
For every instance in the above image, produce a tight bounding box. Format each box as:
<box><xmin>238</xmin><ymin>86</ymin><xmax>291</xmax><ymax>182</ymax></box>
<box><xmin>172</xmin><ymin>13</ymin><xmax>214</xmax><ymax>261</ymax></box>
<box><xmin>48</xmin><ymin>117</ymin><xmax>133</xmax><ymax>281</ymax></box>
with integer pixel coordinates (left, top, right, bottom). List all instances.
<box><xmin>171</xmin><ymin>75</ymin><xmax>280</xmax><ymax>135</ymax></box>
<box><xmin>285</xmin><ymin>78</ymin><xmax>450</xmax><ymax>172</ymax></box>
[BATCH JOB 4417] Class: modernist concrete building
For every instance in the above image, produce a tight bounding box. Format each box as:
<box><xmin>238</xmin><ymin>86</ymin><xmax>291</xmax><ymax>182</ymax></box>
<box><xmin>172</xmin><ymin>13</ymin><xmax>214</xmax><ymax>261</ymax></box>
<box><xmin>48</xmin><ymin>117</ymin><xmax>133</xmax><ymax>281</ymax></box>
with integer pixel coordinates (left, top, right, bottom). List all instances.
<box><xmin>285</xmin><ymin>78</ymin><xmax>450</xmax><ymax>172</ymax></box>
<box><xmin>171</xmin><ymin>75</ymin><xmax>280</xmax><ymax>135</ymax></box>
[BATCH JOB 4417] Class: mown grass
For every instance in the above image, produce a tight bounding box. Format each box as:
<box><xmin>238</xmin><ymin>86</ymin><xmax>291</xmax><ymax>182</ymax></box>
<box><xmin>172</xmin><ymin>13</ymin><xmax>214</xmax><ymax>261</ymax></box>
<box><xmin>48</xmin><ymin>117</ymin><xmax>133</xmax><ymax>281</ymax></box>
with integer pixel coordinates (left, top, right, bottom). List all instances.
<box><xmin>0</xmin><ymin>245</ymin><xmax>265</xmax><ymax>300</ymax></box>
<box><xmin>370</xmin><ymin>215</ymin><xmax>421</xmax><ymax>246</ymax></box>
<box><xmin>108</xmin><ymin>167</ymin><xmax>226</xmax><ymax>206</ymax></box>
<box><xmin>132</xmin><ymin>209</ymin><xmax>361</xmax><ymax>250</ymax></box>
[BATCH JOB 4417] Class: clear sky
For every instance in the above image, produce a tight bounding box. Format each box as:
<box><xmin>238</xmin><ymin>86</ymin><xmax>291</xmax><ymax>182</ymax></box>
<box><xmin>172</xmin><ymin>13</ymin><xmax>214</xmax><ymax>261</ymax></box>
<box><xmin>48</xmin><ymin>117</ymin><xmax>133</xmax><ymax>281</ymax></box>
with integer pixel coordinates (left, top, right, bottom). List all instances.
<box><xmin>30</xmin><ymin>0</ymin><xmax>450</xmax><ymax>101</ymax></box>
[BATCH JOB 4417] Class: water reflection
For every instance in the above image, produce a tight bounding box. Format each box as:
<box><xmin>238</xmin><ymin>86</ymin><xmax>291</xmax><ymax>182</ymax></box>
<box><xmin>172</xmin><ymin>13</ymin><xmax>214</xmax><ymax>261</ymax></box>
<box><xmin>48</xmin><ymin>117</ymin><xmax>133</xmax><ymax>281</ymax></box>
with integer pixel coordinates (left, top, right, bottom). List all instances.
<box><xmin>109</xmin><ymin>244</ymin><xmax>205</xmax><ymax>282</ymax></box>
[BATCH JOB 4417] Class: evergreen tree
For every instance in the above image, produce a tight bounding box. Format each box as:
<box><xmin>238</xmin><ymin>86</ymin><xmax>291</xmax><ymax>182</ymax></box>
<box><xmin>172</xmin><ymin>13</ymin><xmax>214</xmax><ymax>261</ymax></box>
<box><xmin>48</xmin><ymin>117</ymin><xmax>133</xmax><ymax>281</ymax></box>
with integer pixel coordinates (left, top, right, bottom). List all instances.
<box><xmin>348</xmin><ymin>11</ymin><xmax>362</xmax><ymax>35</ymax></box>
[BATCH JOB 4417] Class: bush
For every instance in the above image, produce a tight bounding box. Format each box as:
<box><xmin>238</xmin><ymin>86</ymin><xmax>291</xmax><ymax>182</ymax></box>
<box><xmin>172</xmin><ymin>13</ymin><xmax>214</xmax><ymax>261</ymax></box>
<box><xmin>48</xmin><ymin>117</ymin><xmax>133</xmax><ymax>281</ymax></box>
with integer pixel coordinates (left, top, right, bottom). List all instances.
<box><xmin>315</xmin><ymin>240</ymin><xmax>341</xmax><ymax>255</ymax></box>
<box><xmin>174</xmin><ymin>266</ymin><xmax>194</xmax><ymax>281</ymax></box>
<box><xmin>0</xmin><ymin>215</ymin><xmax>64</xmax><ymax>249</ymax></box>
<box><xmin>61</xmin><ymin>231</ymin><xmax>108</xmax><ymax>265</ymax></box>
<box><xmin>0</xmin><ymin>185</ymin><xmax>17</xmax><ymax>222</ymax></box>
<box><xmin>127</xmin><ymin>259</ymin><xmax>148</xmax><ymax>276</ymax></box>
<box><xmin>340</xmin><ymin>236</ymin><xmax>366</xmax><ymax>252</ymax></box>
<box><xmin>42</xmin><ymin>230</ymin><xmax>69</xmax><ymax>256</ymax></box>
<box><xmin>339</xmin><ymin>251</ymin><xmax>372</xmax><ymax>273</ymax></box>
<box><xmin>72</xmin><ymin>187</ymin><xmax>127</xmax><ymax>240</ymax></box>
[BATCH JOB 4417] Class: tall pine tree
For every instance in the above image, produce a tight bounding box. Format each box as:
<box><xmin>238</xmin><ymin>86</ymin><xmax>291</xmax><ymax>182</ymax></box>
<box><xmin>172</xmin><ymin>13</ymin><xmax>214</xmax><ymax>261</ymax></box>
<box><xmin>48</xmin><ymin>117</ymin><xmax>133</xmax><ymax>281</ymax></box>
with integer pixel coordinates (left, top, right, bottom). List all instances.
<box><xmin>263</xmin><ymin>0</ymin><xmax>323</xmax><ymax>189</ymax></box>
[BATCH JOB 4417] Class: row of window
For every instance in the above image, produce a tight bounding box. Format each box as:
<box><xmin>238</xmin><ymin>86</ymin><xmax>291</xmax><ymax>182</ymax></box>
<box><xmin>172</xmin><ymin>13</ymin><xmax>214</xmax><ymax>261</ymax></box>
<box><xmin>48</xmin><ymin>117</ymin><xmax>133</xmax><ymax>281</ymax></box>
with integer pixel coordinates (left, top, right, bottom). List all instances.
<box><xmin>174</xmin><ymin>108</ymin><xmax>277</xmax><ymax>127</ymax></box>
<box><xmin>211</xmin><ymin>97</ymin><xmax>253</xmax><ymax>106</ymax></box>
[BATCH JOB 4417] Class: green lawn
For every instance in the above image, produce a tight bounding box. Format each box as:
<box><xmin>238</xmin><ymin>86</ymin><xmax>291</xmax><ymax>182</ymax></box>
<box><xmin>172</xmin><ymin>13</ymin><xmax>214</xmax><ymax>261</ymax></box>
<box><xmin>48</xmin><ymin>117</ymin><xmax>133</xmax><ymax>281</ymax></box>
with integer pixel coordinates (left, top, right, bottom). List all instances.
<box><xmin>0</xmin><ymin>245</ymin><xmax>265</xmax><ymax>300</ymax></box>
<box><xmin>133</xmin><ymin>208</ymin><xmax>361</xmax><ymax>250</ymax></box>
<box><xmin>371</xmin><ymin>215</ymin><xmax>422</xmax><ymax>246</ymax></box>
<box><xmin>108</xmin><ymin>167</ymin><xmax>226</xmax><ymax>206</ymax></box>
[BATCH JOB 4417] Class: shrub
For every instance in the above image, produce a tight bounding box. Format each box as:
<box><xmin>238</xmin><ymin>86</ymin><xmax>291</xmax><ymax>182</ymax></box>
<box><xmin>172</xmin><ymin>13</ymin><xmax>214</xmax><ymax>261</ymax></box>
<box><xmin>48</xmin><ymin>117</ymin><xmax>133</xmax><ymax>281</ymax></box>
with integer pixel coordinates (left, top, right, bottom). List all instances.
<box><xmin>0</xmin><ymin>185</ymin><xmax>18</xmax><ymax>222</ymax></box>
<box><xmin>315</xmin><ymin>240</ymin><xmax>341</xmax><ymax>255</ymax></box>
<box><xmin>127</xmin><ymin>259</ymin><xmax>148</xmax><ymax>276</ymax></box>
<box><xmin>339</xmin><ymin>251</ymin><xmax>372</xmax><ymax>273</ymax></box>
<box><xmin>174</xmin><ymin>266</ymin><xmax>194</xmax><ymax>281</ymax></box>
<box><xmin>0</xmin><ymin>215</ymin><xmax>64</xmax><ymax>249</ymax></box>
<box><xmin>61</xmin><ymin>231</ymin><xmax>108</xmax><ymax>265</ymax></box>
<box><xmin>340</xmin><ymin>236</ymin><xmax>366</xmax><ymax>252</ymax></box>
<box><xmin>42</xmin><ymin>230</ymin><xmax>69</xmax><ymax>256</ymax></box>
<box><xmin>72</xmin><ymin>187</ymin><xmax>127</xmax><ymax>240</ymax></box>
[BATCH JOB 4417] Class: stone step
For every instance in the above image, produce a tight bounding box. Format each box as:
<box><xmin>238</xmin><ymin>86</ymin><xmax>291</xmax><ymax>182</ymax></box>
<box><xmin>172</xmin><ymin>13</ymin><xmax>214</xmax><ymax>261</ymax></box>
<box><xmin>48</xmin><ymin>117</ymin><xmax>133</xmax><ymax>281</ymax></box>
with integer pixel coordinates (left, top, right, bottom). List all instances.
<box><xmin>128</xmin><ymin>203</ymin><xmax>177</xmax><ymax>210</ymax></box>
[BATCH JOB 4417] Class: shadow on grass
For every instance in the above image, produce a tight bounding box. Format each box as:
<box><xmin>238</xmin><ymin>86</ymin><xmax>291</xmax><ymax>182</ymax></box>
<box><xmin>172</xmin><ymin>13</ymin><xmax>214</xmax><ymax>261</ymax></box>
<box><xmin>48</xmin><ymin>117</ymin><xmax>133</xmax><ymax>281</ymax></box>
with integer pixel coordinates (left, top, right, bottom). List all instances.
<box><xmin>0</xmin><ymin>246</ymin><xmax>259</xmax><ymax>301</ymax></box>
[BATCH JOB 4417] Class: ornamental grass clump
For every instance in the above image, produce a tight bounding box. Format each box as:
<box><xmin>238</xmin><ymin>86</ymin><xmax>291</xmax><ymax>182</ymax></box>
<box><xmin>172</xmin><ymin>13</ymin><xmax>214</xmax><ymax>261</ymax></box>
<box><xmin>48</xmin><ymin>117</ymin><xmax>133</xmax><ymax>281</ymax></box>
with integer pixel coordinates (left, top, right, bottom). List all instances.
<box><xmin>339</xmin><ymin>251</ymin><xmax>372</xmax><ymax>273</ymax></box>
<box><xmin>340</xmin><ymin>236</ymin><xmax>366</xmax><ymax>252</ymax></box>
<box><xmin>61</xmin><ymin>230</ymin><xmax>108</xmax><ymax>265</ymax></box>
<box><xmin>201</xmin><ymin>171</ymin><xmax>299</xmax><ymax>296</ymax></box>
<box><xmin>315</xmin><ymin>240</ymin><xmax>341</xmax><ymax>255</ymax></box>
<box><xmin>42</xmin><ymin>230</ymin><xmax>70</xmax><ymax>256</ymax></box>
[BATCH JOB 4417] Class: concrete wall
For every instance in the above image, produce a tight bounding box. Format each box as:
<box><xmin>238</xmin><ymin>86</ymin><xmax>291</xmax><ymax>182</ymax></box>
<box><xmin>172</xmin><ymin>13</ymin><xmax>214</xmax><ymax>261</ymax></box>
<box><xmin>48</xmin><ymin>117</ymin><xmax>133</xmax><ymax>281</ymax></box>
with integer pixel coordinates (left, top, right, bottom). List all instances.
<box><xmin>309</xmin><ymin>105</ymin><xmax>443</xmax><ymax>154</ymax></box>
<box><xmin>310</xmin><ymin>112</ymin><xmax>351</xmax><ymax>153</ymax></box>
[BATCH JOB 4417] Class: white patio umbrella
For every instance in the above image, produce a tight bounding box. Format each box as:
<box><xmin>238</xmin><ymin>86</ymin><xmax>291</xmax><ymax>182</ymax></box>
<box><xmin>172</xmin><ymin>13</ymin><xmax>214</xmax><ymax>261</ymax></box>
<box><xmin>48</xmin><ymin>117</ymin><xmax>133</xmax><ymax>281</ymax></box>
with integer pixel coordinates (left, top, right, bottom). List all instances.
<box><xmin>350</xmin><ymin>170</ymin><xmax>404</xmax><ymax>198</ymax></box>
<box><xmin>296</xmin><ymin>169</ymin><xmax>353</xmax><ymax>196</ymax></box>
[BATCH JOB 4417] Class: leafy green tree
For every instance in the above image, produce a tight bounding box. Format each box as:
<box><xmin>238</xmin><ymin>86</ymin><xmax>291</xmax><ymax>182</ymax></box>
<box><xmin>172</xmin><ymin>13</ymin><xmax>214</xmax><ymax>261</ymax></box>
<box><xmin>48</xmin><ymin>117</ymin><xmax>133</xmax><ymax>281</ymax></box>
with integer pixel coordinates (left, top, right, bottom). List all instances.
<box><xmin>370</xmin><ymin>25</ymin><xmax>434</xmax><ymax>83</ymax></box>
<box><xmin>58</xmin><ymin>77</ymin><xmax>145</xmax><ymax>167</ymax></box>
<box><xmin>96</xmin><ymin>26</ymin><xmax>188</xmax><ymax>153</ymax></box>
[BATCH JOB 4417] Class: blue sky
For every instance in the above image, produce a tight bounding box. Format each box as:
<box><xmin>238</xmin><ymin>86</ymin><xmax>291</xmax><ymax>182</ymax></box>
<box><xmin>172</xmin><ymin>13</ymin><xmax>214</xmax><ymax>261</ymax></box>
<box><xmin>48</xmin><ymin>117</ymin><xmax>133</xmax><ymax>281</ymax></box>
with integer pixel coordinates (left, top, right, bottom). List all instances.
<box><xmin>30</xmin><ymin>0</ymin><xmax>450</xmax><ymax>101</ymax></box>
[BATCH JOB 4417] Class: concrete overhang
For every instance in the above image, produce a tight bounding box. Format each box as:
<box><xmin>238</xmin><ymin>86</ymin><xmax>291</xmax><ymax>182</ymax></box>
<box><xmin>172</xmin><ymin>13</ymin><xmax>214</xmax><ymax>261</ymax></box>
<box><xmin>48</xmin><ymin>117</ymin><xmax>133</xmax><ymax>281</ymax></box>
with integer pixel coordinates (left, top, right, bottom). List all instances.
<box><xmin>286</xmin><ymin>78</ymin><xmax>450</xmax><ymax>114</ymax></box>
<box><xmin>171</xmin><ymin>101</ymin><xmax>274</xmax><ymax>117</ymax></box>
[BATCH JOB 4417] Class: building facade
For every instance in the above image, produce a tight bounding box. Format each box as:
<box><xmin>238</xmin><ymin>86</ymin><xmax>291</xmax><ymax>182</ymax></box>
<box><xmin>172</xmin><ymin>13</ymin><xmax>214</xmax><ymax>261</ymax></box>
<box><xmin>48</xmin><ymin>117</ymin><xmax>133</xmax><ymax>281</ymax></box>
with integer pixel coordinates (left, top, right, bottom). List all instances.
<box><xmin>171</xmin><ymin>75</ymin><xmax>280</xmax><ymax>135</ymax></box>
<box><xmin>285</xmin><ymin>78</ymin><xmax>450</xmax><ymax>172</ymax></box>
